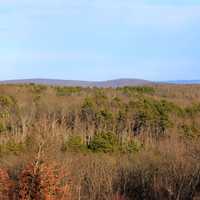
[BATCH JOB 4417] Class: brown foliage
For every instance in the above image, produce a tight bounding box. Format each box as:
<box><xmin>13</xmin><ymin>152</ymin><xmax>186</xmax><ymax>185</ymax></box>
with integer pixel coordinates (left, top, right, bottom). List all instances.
<box><xmin>16</xmin><ymin>161</ymin><xmax>71</xmax><ymax>200</ymax></box>
<box><xmin>0</xmin><ymin>168</ymin><xmax>12</xmax><ymax>200</ymax></box>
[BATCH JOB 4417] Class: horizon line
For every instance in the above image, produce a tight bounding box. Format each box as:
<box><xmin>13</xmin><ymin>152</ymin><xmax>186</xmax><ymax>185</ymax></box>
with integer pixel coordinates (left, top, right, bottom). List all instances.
<box><xmin>0</xmin><ymin>77</ymin><xmax>200</xmax><ymax>82</ymax></box>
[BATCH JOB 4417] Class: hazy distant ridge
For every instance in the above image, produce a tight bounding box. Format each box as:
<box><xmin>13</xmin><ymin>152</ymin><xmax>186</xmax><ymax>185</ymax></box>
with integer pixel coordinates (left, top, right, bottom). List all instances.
<box><xmin>166</xmin><ymin>80</ymin><xmax>200</xmax><ymax>84</ymax></box>
<box><xmin>1</xmin><ymin>79</ymin><xmax>200</xmax><ymax>87</ymax></box>
<box><xmin>0</xmin><ymin>78</ymin><xmax>152</xmax><ymax>87</ymax></box>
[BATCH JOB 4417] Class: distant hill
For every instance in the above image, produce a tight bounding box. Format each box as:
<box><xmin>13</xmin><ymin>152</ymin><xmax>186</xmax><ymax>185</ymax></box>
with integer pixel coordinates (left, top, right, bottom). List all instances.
<box><xmin>0</xmin><ymin>78</ymin><xmax>152</xmax><ymax>88</ymax></box>
<box><xmin>1</xmin><ymin>78</ymin><xmax>200</xmax><ymax>87</ymax></box>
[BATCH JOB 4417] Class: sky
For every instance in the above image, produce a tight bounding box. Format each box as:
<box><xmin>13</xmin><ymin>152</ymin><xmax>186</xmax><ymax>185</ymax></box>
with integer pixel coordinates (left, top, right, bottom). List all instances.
<box><xmin>0</xmin><ymin>0</ymin><xmax>200</xmax><ymax>81</ymax></box>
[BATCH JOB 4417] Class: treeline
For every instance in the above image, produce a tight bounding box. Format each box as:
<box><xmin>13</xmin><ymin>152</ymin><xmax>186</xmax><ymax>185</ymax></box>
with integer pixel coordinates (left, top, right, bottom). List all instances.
<box><xmin>0</xmin><ymin>84</ymin><xmax>200</xmax><ymax>154</ymax></box>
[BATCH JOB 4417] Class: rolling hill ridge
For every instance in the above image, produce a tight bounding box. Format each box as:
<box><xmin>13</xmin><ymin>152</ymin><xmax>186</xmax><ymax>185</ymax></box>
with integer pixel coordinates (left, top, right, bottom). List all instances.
<box><xmin>0</xmin><ymin>78</ymin><xmax>200</xmax><ymax>87</ymax></box>
<box><xmin>0</xmin><ymin>78</ymin><xmax>152</xmax><ymax>87</ymax></box>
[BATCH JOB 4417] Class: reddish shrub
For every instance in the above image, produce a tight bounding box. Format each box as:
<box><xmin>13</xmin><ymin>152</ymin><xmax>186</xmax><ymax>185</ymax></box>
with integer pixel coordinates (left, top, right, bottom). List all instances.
<box><xmin>0</xmin><ymin>168</ymin><xmax>12</xmax><ymax>200</ymax></box>
<box><xmin>17</xmin><ymin>161</ymin><xmax>71</xmax><ymax>200</ymax></box>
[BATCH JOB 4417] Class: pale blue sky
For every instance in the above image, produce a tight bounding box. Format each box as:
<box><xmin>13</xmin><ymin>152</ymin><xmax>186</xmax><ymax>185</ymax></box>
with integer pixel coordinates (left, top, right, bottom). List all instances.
<box><xmin>0</xmin><ymin>0</ymin><xmax>200</xmax><ymax>81</ymax></box>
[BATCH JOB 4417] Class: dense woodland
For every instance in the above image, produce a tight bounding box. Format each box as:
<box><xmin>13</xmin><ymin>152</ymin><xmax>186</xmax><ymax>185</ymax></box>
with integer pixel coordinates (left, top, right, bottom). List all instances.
<box><xmin>0</xmin><ymin>83</ymin><xmax>200</xmax><ymax>200</ymax></box>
